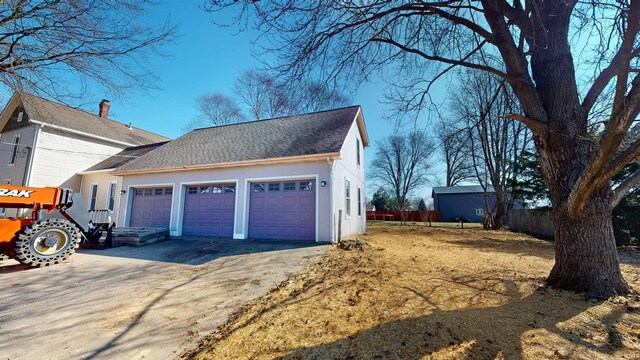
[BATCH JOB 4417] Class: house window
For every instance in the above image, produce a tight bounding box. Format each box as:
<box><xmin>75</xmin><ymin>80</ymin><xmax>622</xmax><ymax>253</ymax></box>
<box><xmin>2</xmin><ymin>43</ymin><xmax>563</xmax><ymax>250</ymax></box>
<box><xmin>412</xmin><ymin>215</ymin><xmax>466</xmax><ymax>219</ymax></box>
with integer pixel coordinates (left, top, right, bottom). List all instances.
<box><xmin>345</xmin><ymin>179</ymin><xmax>351</xmax><ymax>217</ymax></box>
<box><xmin>253</xmin><ymin>183</ymin><xmax>265</xmax><ymax>192</ymax></box>
<box><xmin>89</xmin><ymin>184</ymin><xmax>98</xmax><ymax>211</ymax></box>
<box><xmin>476</xmin><ymin>208</ymin><xmax>484</xmax><ymax>216</ymax></box>
<box><xmin>17</xmin><ymin>111</ymin><xmax>24</xmax><ymax>122</ymax></box>
<box><xmin>356</xmin><ymin>138</ymin><xmax>360</xmax><ymax>166</ymax></box>
<box><xmin>268</xmin><ymin>183</ymin><xmax>280</xmax><ymax>192</ymax></box>
<box><xmin>224</xmin><ymin>185</ymin><xmax>235</xmax><ymax>193</ymax></box>
<box><xmin>300</xmin><ymin>181</ymin><xmax>313</xmax><ymax>191</ymax></box>
<box><xmin>9</xmin><ymin>135</ymin><xmax>20</xmax><ymax>165</ymax></box>
<box><xmin>0</xmin><ymin>179</ymin><xmax>10</xmax><ymax>215</ymax></box>
<box><xmin>357</xmin><ymin>187</ymin><xmax>362</xmax><ymax>217</ymax></box>
<box><xmin>284</xmin><ymin>182</ymin><xmax>296</xmax><ymax>191</ymax></box>
<box><xmin>211</xmin><ymin>185</ymin><xmax>223</xmax><ymax>194</ymax></box>
<box><xmin>107</xmin><ymin>182</ymin><xmax>116</xmax><ymax>212</ymax></box>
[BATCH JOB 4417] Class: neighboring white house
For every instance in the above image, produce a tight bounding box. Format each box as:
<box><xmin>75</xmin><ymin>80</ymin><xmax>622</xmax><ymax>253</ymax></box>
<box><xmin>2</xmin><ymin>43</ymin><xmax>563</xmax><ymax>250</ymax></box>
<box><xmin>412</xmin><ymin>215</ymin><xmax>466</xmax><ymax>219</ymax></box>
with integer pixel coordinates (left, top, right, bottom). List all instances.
<box><xmin>0</xmin><ymin>92</ymin><xmax>170</xmax><ymax>219</ymax></box>
<box><xmin>104</xmin><ymin>106</ymin><xmax>369</xmax><ymax>242</ymax></box>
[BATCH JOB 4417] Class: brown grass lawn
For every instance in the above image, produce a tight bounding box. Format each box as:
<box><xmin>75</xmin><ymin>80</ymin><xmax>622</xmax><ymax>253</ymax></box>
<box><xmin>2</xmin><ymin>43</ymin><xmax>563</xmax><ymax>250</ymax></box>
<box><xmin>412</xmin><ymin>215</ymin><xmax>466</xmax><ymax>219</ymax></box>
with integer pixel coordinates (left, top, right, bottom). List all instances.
<box><xmin>184</xmin><ymin>224</ymin><xmax>640</xmax><ymax>360</ymax></box>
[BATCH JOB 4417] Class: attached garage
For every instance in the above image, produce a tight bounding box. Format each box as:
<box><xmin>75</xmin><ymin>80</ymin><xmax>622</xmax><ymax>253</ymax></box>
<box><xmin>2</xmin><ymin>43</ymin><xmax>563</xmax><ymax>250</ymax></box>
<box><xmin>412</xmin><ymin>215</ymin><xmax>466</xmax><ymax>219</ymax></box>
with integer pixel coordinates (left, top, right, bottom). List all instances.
<box><xmin>129</xmin><ymin>187</ymin><xmax>173</xmax><ymax>227</ymax></box>
<box><xmin>249</xmin><ymin>180</ymin><xmax>316</xmax><ymax>241</ymax></box>
<box><xmin>182</xmin><ymin>184</ymin><xmax>236</xmax><ymax>237</ymax></box>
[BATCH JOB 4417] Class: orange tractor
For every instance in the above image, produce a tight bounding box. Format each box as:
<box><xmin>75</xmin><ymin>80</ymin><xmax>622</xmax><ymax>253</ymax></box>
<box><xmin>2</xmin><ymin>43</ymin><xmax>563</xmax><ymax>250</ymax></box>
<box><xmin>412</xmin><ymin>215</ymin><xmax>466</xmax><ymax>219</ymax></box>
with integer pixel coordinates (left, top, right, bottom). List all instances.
<box><xmin>0</xmin><ymin>184</ymin><xmax>83</xmax><ymax>266</ymax></box>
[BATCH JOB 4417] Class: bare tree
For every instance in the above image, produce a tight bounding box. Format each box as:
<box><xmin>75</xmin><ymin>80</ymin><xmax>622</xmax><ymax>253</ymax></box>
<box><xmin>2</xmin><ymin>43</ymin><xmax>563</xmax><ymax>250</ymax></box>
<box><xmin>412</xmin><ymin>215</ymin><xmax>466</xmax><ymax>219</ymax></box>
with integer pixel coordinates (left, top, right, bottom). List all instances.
<box><xmin>295</xmin><ymin>80</ymin><xmax>350</xmax><ymax>113</ymax></box>
<box><xmin>234</xmin><ymin>69</ymin><xmax>350</xmax><ymax>120</ymax></box>
<box><xmin>452</xmin><ymin>70</ymin><xmax>531</xmax><ymax>230</ymax></box>
<box><xmin>436</xmin><ymin>121</ymin><xmax>474</xmax><ymax>187</ymax></box>
<box><xmin>233</xmin><ymin>69</ymin><xmax>294</xmax><ymax>119</ymax></box>
<box><xmin>183</xmin><ymin>93</ymin><xmax>245</xmax><ymax>132</ymax></box>
<box><xmin>205</xmin><ymin>0</ymin><xmax>640</xmax><ymax>298</ymax></box>
<box><xmin>0</xmin><ymin>0</ymin><xmax>174</xmax><ymax>99</ymax></box>
<box><xmin>370</xmin><ymin>131</ymin><xmax>435</xmax><ymax>224</ymax></box>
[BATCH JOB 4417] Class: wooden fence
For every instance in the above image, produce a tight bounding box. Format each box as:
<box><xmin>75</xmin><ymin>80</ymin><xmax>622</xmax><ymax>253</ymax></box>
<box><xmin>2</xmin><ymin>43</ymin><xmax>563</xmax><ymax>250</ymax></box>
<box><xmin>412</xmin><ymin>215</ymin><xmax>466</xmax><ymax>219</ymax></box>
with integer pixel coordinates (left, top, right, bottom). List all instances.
<box><xmin>366</xmin><ymin>210</ymin><xmax>442</xmax><ymax>222</ymax></box>
<box><xmin>508</xmin><ymin>209</ymin><xmax>554</xmax><ymax>239</ymax></box>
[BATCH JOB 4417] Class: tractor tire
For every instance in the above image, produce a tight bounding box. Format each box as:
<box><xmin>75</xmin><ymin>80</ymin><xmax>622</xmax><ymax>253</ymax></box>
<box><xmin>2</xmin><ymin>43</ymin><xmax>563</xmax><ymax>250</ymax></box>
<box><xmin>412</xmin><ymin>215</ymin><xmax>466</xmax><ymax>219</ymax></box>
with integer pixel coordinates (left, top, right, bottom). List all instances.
<box><xmin>14</xmin><ymin>218</ymin><xmax>81</xmax><ymax>267</ymax></box>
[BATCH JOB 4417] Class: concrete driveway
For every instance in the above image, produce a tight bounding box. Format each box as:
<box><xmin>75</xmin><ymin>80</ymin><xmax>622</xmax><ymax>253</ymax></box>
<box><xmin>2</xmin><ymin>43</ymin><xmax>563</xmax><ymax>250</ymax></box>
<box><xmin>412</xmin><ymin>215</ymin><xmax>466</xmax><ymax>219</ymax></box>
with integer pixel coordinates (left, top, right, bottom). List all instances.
<box><xmin>0</xmin><ymin>238</ymin><xmax>328</xmax><ymax>360</ymax></box>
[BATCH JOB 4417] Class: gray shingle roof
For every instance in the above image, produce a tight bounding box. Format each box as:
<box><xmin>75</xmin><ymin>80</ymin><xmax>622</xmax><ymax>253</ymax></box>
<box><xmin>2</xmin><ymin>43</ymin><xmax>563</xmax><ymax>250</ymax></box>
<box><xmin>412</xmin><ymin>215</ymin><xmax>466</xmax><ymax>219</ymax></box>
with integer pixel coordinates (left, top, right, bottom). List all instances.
<box><xmin>83</xmin><ymin>141</ymin><xmax>170</xmax><ymax>172</ymax></box>
<box><xmin>19</xmin><ymin>92</ymin><xmax>170</xmax><ymax>145</ymax></box>
<box><xmin>116</xmin><ymin>106</ymin><xmax>362</xmax><ymax>173</ymax></box>
<box><xmin>432</xmin><ymin>185</ymin><xmax>495</xmax><ymax>195</ymax></box>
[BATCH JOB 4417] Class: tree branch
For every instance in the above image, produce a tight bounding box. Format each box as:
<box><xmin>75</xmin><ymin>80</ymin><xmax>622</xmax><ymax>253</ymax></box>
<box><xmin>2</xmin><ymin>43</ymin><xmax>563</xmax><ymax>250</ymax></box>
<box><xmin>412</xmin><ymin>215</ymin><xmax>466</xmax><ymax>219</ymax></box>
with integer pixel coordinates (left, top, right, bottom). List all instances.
<box><xmin>568</xmin><ymin>73</ymin><xmax>640</xmax><ymax>216</ymax></box>
<box><xmin>611</xmin><ymin>168</ymin><xmax>640</xmax><ymax>208</ymax></box>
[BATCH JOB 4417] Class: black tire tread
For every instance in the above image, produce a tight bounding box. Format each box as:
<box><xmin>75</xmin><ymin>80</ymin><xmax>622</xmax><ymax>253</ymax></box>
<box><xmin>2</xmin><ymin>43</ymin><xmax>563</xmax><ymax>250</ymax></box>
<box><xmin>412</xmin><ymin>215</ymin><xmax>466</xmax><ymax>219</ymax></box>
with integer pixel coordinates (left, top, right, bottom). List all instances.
<box><xmin>14</xmin><ymin>218</ymin><xmax>81</xmax><ymax>267</ymax></box>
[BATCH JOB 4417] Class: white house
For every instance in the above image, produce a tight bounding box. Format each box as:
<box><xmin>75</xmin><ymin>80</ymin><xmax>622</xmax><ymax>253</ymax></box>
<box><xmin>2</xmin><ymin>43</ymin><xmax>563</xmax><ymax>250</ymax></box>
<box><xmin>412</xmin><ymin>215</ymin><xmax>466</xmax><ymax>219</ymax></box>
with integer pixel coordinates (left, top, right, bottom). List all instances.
<box><xmin>106</xmin><ymin>106</ymin><xmax>369</xmax><ymax>242</ymax></box>
<box><xmin>0</xmin><ymin>92</ymin><xmax>169</xmax><ymax>218</ymax></box>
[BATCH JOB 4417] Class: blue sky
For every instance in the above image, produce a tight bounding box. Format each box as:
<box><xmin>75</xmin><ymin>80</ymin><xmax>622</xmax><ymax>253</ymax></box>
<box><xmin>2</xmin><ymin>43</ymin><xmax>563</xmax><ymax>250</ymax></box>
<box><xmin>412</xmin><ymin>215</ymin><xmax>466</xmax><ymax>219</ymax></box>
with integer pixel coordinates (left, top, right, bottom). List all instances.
<box><xmin>1</xmin><ymin>1</ymin><xmax>448</xmax><ymax>200</ymax></box>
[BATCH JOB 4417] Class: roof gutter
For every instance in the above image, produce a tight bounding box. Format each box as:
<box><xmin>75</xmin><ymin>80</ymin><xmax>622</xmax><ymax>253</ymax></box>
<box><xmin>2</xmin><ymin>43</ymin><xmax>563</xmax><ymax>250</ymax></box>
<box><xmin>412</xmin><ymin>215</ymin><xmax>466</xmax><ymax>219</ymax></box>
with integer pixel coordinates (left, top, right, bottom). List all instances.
<box><xmin>113</xmin><ymin>152</ymin><xmax>342</xmax><ymax>176</ymax></box>
<box><xmin>29</xmin><ymin>119</ymin><xmax>135</xmax><ymax>147</ymax></box>
<box><xmin>77</xmin><ymin>168</ymin><xmax>116</xmax><ymax>175</ymax></box>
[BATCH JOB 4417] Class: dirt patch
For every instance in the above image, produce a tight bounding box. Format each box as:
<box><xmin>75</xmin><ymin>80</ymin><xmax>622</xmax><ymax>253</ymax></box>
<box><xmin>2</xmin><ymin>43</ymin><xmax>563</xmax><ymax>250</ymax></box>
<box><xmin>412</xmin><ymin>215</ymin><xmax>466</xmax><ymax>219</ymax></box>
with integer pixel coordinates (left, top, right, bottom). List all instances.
<box><xmin>184</xmin><ymin>225</ymin><xmax>640</xmax><ymax>359</ymax></box>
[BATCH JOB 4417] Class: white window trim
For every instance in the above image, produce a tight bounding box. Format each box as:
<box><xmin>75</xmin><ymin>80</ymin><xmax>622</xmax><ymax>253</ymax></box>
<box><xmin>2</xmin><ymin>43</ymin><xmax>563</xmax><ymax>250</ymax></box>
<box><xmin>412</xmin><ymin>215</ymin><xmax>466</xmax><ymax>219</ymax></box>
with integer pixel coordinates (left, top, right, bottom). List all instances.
<box><xmin>357</xmin><ymin>186</ymin><xmax>362</xmax><ymax>218</ymax></box>
<box><xmin>8</xmin><ymin>134</ymin><xmax>20</xmax><ymax>166</ymax></box>
<box><xmin>345</xmin><ymin>178</ymin><xmax>351</xmax><ymax>218</ymax></box>
<box><xmin>356</xmin><ymin>137</ymin><xmax>361</xmax><ymax>167</ymax></box>
<box><xmin>88</xmin><ymin>183</ymin><xmax>99</xmax><ymax>211</ymax></box>
<box><xmin>106</xmin><ymin>181</ymin><xmax>117</xmax><ymax>212</ymax></box>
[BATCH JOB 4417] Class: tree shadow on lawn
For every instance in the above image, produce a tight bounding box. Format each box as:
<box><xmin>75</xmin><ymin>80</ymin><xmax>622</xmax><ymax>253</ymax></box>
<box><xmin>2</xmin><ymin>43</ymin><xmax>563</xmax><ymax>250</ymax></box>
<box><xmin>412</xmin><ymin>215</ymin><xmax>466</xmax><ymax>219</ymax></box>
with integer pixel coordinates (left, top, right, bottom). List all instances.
<box><xmin>438</xmin><ymin>236</ymin><xmax>556</xmax><ymax>261</ymax></box>
<box><xmin>281</xmin><ymin>280</ymin><xmax>628</xmax><ymax>360</ymax></box>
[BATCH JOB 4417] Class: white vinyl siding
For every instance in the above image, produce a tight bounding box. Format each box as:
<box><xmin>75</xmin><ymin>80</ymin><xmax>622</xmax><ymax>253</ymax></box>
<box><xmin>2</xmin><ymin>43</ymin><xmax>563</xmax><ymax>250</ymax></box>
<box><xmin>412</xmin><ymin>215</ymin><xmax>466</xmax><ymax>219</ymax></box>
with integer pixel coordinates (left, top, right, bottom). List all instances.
<box><xmin>29</xmin><ymin>129</ymin><xmax>124</xmax><ymax>190</ymax></box>
<box><xmin>9</xmin><ymin>134</ymin><xmax>20</xmax><ymax>165</ymax></box>
<box><xmin>89</xmin><ymin>183</ymin><xmax>98</xmax><ymax>210</ymax></box>
<box><xmin>345</xmin><ymin>178</ymin><xmax>351</xmax><ymax>217</ymax></box>
<box><xmin>107</xmin><ymin>181</ymin><xmax>117</xmax><ymax>211</ymax></box>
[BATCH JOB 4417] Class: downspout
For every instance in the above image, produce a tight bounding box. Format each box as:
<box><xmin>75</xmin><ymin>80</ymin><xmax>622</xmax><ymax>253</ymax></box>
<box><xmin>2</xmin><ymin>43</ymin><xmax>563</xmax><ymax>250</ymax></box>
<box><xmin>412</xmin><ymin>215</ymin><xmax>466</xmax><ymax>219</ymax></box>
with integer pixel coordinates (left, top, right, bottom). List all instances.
<box><xmin>328</xmin><ymin>155</ymin><xmax>335</xmax><ymax>243</ymax></box>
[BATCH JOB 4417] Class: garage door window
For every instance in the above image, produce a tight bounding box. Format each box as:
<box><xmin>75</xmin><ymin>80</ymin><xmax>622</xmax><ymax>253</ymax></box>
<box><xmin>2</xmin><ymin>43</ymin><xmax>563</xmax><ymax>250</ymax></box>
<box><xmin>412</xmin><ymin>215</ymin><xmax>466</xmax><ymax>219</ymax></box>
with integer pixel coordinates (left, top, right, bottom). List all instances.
<box><xmin>212</xmin><ymin>185</ymin><xmax>223</xmax><ymax>194</ymax></box>
<box><xmin>225</xmin><ymin>185</ymin><xmax>235</xmax><ymax>193</ymax></box>
<box><xmin>284</xmin><ymin>182</ymin><xmax>296</xmax><ymax>191</ymax></box>
<box><xmin>253</xmin><ymin>183</ymin><xmax>266</xmax><ymax>192</ymax></box>
<box><xmin>300</xmin><ymin>181</ymin><xmax>313</xmax><ymax>191</ymax></box>
<box><xmin>188</xmin><ymin>186</ymin><xmax>197</xmax><ymax>194</ymax></box>
<box><xmin>268</xmin><ymin>183</ymin><xmax>280</xmax><ymax>192</ymax></box>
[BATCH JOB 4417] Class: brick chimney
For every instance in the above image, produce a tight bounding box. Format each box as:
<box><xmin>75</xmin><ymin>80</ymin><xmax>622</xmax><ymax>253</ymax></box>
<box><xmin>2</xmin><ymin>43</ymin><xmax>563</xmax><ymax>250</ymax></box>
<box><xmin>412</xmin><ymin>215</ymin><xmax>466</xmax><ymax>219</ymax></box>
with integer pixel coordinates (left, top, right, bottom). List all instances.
<box><xmin>99</xmin><ymin>99</ymin><xmax>110</xmax><ymax>118</ymax></box>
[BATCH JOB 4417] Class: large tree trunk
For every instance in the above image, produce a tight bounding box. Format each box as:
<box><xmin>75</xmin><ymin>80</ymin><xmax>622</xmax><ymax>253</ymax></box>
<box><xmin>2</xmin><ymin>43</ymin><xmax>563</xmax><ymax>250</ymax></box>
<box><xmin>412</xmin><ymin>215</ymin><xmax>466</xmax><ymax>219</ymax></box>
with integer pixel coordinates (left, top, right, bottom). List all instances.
<box><xmin>547</xmin><ymin>199</ymin><xmax>631</xmax><ymax>299</ymax></box>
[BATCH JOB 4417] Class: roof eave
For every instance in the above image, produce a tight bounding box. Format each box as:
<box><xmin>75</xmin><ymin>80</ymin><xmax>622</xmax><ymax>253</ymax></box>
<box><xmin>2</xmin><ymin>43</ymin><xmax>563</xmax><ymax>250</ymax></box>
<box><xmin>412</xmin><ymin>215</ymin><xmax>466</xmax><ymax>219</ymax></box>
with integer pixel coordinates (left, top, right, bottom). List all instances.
<box><xmin>29</xmin><ymin>119</ymin><xmax>136</xmax><ymax>147</ymax></box>
<box><xmin>355</xmin><ymin>107</ymin><xmax>370</xmax><ymax>147</ymax></box>
<box><xmin>78</xmin><ymin>168</ymin><xmax>117</xmax><ymax>175</ymax></box>
<box><xmin>112</xmin><ymin>152</ymin><xmax>341</xmax><ymax>176</ymax></box>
